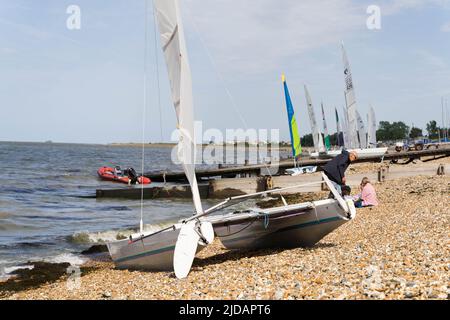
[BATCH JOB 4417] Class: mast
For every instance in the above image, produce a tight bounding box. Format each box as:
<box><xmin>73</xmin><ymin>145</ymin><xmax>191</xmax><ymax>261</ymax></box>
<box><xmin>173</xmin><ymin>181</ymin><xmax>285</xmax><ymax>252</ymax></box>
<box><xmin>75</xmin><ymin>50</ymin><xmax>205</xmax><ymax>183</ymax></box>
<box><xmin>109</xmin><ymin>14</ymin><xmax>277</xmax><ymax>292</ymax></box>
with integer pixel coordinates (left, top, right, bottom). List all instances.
<box><xmin>282</xmin><ymin>74</ymin><xmax>302</xmax><ymax>166</ymax></box>
<box><xmin>154</xmin><ymin>0</ymin><xmax>203</xmax><ymax>214</ymax></box>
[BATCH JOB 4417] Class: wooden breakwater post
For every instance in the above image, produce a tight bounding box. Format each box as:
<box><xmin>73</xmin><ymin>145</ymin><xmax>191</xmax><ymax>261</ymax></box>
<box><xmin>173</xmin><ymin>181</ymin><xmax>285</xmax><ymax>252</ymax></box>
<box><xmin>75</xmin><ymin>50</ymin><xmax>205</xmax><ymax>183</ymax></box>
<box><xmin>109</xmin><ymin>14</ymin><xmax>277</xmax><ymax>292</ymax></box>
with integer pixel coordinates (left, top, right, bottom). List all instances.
<box><xmin>378</xmin><ymin>165</ymin><xmax>389</xmax><ymax>182</ymax></box>
<box><xmin>437</xmin><ymin>164</ymin><xmax>445</xmax><ymax>175</ymax></box>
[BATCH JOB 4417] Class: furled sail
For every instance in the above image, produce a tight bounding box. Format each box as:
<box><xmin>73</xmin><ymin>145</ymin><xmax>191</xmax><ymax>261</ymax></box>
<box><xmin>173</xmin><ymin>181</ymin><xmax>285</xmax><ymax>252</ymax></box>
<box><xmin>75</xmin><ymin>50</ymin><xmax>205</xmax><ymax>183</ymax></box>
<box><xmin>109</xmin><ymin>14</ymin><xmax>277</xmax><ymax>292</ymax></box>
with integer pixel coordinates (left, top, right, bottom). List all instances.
<box><xmin>282</xmin><ymin>74</ymin><xmax>302</xmax><ymax>158</ymax></box>
<box><xmin>367</xmin><ymin>105</ymin><xmax>377</xmax><ymax>148</ymax></box>
<box><xmin>341</xmin><ymin>43</ymin><xmax>359</xmax><ymax>149</ymax></box>
<box><xmin>356</xmin><ymin>110</ymin><xmax>367</xmax><ymax>148</ymax></box>
<box><xmin>154</xmin><ymin>0</ymin><xmax>203</xmax><ymax>214</ymax></box>
<box><xmin>304</xmin><ymin>85</ymin><xmax>325</xmax><ymax>153</ymax></box>
<box><xmin>335</xmin><ymin>107</ymin><xmax>344</xmax><ymax>147</ymax></box>
<box><xmin>321</xmin><ymin>103</ymin><xmax>331</xmax><ymax>150</ymax></box>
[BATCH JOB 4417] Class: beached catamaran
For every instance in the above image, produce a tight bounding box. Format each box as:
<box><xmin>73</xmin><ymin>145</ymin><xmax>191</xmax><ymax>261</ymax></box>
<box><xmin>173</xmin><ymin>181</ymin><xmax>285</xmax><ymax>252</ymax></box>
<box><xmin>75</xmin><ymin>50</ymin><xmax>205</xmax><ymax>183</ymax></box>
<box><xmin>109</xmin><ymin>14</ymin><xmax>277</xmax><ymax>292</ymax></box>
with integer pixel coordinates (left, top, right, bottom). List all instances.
<box><xmin>281</xmin><ymin>75</ymin><xmax>316</xmax><ymax>175</ymax></box>
<box><xmin>107</xmin><ymin>0</ymin><xmax>356</xmax><ymax>279</ymax></box>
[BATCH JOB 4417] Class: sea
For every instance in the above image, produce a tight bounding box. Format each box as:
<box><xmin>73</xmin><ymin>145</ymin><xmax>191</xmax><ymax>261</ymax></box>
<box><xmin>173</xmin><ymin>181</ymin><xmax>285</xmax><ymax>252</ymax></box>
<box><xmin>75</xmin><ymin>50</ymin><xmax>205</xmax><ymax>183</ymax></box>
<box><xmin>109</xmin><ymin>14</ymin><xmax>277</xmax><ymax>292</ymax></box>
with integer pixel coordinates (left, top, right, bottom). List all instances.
<box><xmin>0</xmin><ymin>141</ymin><xmax>286</xmax><ymax>278</ymax></box>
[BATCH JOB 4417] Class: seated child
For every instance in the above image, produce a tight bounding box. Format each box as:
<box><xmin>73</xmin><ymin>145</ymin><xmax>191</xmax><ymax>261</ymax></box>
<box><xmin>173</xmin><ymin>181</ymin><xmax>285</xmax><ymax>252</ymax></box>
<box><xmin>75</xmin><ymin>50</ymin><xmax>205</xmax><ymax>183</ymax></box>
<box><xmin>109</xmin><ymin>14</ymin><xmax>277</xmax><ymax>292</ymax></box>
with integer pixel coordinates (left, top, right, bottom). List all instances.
<box><xmin>341</xmin><ymin>185</ymin><xmax>353</xmax><ymax>200</ymax></box>
<box><xmin>353</xmin><ymin>177</ymin><xmax>378</xmax><ymax>208</ymax></box>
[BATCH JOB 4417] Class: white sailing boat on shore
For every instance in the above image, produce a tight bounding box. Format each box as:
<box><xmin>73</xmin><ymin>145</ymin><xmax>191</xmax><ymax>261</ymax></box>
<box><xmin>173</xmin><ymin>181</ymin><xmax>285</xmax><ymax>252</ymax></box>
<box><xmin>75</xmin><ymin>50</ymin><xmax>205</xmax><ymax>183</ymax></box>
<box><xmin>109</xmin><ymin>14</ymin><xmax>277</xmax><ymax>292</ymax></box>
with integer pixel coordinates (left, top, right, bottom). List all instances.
<box><xmin>107</xmin><ymin>0</ymin><xmax>356</xmax><ymax>278</ymax></box>
<box><xmin>305</xmin><ymin>85</ymin><xmax>327</xmax><ymax>158</ymax></box>
<box><xmin>312</xmin><ymin>44</ymin><xmax>387</xmax><ymax>159</ymax></box>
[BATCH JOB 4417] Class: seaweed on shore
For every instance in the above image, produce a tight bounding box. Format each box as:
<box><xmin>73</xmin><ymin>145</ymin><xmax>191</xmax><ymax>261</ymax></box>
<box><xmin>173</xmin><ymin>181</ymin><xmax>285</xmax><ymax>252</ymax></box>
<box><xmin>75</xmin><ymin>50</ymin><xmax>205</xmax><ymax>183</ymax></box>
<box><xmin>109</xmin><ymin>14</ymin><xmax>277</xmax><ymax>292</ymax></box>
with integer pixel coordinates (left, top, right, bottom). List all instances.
<box><xmin>0</xmin><ymin>261</ymin><xmax>98</xmax><ymax>297</ymax></box>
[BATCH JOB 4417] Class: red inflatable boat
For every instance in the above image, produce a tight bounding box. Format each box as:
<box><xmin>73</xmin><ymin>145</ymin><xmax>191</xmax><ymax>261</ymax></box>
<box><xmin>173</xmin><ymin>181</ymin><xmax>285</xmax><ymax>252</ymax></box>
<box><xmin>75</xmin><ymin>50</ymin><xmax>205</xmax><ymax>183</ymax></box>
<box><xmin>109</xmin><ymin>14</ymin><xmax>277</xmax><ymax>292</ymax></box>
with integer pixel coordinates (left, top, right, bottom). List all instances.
<box><xmin>97</xmin><ymin>166</ymin><xmax>151</xmax><ymax>185</ymax></box>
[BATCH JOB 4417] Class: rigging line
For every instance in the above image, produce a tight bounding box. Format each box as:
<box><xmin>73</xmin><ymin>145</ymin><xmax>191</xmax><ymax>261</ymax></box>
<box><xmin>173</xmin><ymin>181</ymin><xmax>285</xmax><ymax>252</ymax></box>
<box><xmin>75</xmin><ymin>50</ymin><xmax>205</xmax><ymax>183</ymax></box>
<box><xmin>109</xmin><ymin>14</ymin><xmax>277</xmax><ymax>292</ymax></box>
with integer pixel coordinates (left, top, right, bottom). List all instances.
<box><xmin>182</xmin><ymin>5</ymin><xmax>248</xmax><ymax>128</ymax></box>
<box><xmin>182</xmin><ymin>6</ymin><xmax>284</xmax><ymax>184</ymax></box>
<box><xmin>140</xmin><ymin>0</ymin><xmax>150</xmax><ymax>234</ymax></box>
<box><xmin>152</xmin><ymin>2</ymin><xmax>163</xmax><ymax>143</ymax></box>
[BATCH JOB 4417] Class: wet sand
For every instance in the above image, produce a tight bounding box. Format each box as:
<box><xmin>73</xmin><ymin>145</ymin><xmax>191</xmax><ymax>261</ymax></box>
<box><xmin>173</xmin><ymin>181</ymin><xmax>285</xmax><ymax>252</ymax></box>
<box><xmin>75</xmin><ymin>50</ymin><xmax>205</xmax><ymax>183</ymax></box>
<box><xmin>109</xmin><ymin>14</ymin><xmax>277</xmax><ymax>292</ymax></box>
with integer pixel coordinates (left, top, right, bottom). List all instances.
<box><xmin>2</xmin><ymin>172</ymin><xmax>448</xmax><ymax>300</ymax></box>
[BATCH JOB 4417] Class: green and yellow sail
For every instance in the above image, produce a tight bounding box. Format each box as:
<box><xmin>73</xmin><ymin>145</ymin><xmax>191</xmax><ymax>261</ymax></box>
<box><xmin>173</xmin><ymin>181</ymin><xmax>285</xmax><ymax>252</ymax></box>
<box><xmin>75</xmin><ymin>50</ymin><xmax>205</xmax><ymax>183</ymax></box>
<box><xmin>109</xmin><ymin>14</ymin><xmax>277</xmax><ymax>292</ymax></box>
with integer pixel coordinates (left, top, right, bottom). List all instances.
<box><xmin>282</xmin><ymin>74</ymin><xmax>302</xmax><ymax>158</ymax></box>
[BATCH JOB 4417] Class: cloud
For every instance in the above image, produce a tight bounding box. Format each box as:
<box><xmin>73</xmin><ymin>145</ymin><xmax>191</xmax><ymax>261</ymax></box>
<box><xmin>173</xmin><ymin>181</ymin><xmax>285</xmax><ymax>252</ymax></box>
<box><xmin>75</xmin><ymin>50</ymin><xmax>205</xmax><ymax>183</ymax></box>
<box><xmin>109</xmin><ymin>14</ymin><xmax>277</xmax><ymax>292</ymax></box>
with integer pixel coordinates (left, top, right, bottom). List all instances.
<box><xmin>416</xmin><ymin>50</ymin><xmax>447</xmax><ymax>68</ymax></box>
<box><xmin>183</xmin><ymin>0</ymin><xmax>366</xmax><ymax>75</ymax></box>
<box><xmin>182</xmin><ymin>0</ymin><xmax>450</xmax><ymax>76</ymax></box>
<box><xmin>441</xmin><ymin>21</ymin><xmax>450</xmax><ymax>32</ymax></box>
<box><xmin>381</xmin><ymin>0</ymin><xmax>450</xmax><ymax>14</ymax></box>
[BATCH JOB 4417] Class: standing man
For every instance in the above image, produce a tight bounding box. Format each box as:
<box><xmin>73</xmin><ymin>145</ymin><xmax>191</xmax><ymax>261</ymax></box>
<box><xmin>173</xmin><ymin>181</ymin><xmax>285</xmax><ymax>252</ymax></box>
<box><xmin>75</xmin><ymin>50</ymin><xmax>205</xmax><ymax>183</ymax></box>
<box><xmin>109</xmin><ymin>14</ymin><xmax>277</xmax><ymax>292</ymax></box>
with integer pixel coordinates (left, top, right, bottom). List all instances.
<box><xmin>322</xmin><ymin>150</ymin><xmax>357</xmax><ymax>196</ymax></box>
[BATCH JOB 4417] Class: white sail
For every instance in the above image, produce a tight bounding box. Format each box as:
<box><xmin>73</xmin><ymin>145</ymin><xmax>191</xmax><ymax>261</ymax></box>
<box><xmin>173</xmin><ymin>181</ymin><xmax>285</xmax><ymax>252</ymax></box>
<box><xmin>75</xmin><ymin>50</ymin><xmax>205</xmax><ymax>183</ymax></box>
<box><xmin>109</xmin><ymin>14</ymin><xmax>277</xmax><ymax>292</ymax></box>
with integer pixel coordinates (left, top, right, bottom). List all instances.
<box><xmin>367</xmin><ymin>105</ymin><xmax>377</xmax><ymax>148</ymax></box>
<box><xmin>304</xmin><ymin>85</ymin><xmax>325</xmax><ymax>153</ymax></box>
<box><xmin>335</xmin><ymin>107</ymin><xmax>344</xmax><ymax>147</ymax></box>
<box><xmin>341</xmin><ymin>43</ymin><xmax>359</xmax><ymax>149</ymax></box>
<box><xmin>356</xmin><ymin>110</ymin><xmax>367</xmax><ymax>148</ymax></box>
<box><xmin>321</xmin><ymin>103</ymin><xmax>331</xmax><ymax>150</ymax></box>
<box><xmin>154</xmin><ymin>0</ymin><xmax>203</xmax><ymax>214</ymax></box>
<box><xmin>342</xmin><ymin>106</ymin><xmax>350</xmax><ymax>148</ymax></box>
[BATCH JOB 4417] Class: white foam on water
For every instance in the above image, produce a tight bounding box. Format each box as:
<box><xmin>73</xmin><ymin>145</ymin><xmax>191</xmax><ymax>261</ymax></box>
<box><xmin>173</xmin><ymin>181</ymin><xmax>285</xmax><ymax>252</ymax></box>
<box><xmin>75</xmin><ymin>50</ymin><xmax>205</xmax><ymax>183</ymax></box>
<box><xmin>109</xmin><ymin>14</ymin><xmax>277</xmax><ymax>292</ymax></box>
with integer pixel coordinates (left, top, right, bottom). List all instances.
<box><xmin>69</xmin><ymin>221</ymin><xmax>177</xmax><ymax>244</ymax></box>
<box><xmin>3</xmin><ymin>265</ymin><xmax>34</xmax><ymax>274</ymax></box>
<box><xmin>47</xmin><ymin>253</ymin><xmax>86</xmax><ymax>266</ymax></box>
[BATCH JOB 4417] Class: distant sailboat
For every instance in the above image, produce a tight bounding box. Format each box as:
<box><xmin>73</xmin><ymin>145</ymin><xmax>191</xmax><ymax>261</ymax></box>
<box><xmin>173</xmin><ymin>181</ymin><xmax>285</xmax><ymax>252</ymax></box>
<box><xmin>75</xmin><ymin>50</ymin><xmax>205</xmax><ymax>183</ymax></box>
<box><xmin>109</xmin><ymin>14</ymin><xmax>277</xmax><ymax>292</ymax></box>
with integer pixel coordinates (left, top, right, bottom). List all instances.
<box><xmin>321</xmin><ymin>103</ymin><xmax>331</xmax><ymax>151</ymax></box>
<box><xmin>367</xmin><ymin>105</ymin><xmax>377</xmax><ymax>148</ymax></box>
<box><xmin>336</xmin><ymin>43</ymin><xmax>387</xmax><ymax>158</ymax></box>
<box><xmin>341</xmin><ymin>42</ymin><xmax>360</xmax><ymax>149</ymax></box>
<box><xmin>356</xmin><ymin>110</ymin><xmax>367</xmax><ymax>148</ymax></box>
<box><xmin>282</xmin><ymin>74</ymin><xmax>302</xmax><ymax>163</ymax></box>
<box><xmin>282</xmin><ymin>75</ymin><xmax>317</xmax><ymax>175</ymax></box>
<box><xmin>312</xmin><ymin>44</ymin><xmax>387</xmax><ymax>158</ymax></box>
<box><xmin>342</xmin><ymin>105</ymin><xmax>350</xmax><ymax>148</ymax></box>
<box><xmin>305</xmin><ymin>85</ymin><xmax>326</xmax><ymax>157</ymax></box>
<box><xmin>335</xmin><ymin>107</ymin><xmax>344</xmax><ymax>147</ymax></box>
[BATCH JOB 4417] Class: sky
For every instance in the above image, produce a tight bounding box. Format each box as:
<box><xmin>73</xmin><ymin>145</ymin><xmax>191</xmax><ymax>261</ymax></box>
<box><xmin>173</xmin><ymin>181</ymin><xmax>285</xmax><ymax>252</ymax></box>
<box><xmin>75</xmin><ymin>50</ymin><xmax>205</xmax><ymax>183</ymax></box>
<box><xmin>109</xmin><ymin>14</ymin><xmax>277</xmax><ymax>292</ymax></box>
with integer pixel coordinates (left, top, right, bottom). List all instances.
<box><xmin>0</xmin><ymin>0</ymin><xmax>449</xmax><ymax>144</ymax></box>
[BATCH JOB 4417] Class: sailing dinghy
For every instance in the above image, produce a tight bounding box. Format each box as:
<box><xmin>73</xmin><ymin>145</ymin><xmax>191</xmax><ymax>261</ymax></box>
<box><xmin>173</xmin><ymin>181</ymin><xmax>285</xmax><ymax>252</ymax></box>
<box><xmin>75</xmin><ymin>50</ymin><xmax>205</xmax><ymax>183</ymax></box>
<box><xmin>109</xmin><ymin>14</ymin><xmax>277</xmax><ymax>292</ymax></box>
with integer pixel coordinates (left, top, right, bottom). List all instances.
<box><xmin>107</xmin><ymin>0</ymin><xmax>356</xmax><ymax>278</ymax></box>
<box><xmin>281</xmin><ymin>74</ymin><xmax>316</xmax><ymax>175</ymax></box>
<box><xmin>312</xmin><ymin>44</ymin><xmax>387</xmax><ymax>159</ymax></box>
<box><xmin>338</xmin><ymin>43</ymin><xmax>387</xmax><ymax>158</ymax></box>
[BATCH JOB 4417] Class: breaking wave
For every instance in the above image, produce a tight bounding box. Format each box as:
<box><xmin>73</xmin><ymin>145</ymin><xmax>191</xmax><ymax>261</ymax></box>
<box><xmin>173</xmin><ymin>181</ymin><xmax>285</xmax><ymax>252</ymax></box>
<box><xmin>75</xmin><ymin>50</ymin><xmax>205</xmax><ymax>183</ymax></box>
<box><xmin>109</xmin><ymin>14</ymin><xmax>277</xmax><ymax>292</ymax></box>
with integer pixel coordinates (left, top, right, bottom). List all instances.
<box><xmin>67</xmin><ymin>221</ymin><xmax>177</xmax><ymax>244</ymax></box>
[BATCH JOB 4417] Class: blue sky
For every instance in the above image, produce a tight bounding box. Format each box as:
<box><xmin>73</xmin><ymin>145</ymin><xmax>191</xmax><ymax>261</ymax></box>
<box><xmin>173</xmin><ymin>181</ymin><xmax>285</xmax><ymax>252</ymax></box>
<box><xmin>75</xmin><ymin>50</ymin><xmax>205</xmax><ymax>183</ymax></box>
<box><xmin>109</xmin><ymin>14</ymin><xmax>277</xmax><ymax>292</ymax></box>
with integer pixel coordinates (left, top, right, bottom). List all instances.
<box><xmin>0</xmin><ymin>0</ymin><xmax>449</xmax><ymax>144</ymax></box>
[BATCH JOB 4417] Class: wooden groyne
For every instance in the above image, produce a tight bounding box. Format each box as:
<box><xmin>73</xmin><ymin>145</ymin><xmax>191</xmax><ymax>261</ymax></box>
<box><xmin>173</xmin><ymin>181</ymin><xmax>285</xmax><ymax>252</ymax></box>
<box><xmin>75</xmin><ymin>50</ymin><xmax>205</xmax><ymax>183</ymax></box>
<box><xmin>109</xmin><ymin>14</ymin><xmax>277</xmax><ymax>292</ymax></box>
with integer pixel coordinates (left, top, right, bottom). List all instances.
<box><xmin>96</xmin><ymin>162</ymin><xmax>449</xmax><ymax>199</ymax></box>
<box><xmin>143</xmin><ymin>147</ymin><xmax>450</xmax><ymax>182</ymax></box>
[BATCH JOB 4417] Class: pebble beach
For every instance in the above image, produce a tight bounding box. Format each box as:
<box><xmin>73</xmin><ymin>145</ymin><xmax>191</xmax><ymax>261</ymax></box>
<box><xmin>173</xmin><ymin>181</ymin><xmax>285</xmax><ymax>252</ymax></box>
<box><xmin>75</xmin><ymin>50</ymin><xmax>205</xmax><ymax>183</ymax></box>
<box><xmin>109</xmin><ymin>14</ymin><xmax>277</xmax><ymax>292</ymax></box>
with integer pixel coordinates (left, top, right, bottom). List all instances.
<box><xmin>2</xmin><ymin>170</ymin><xmax>448</xmax><ymax>300</ymax></box>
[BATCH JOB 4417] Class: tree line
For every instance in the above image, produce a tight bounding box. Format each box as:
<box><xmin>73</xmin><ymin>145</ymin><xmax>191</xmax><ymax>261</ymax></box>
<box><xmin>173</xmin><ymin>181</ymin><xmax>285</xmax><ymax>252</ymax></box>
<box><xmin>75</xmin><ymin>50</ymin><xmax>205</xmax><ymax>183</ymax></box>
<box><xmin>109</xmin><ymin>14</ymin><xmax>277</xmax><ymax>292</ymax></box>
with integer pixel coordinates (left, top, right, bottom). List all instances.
<box><xmin>294</xmin><ymin>120</ymin><xmax>448</xmax><ymax>147</ymax></box>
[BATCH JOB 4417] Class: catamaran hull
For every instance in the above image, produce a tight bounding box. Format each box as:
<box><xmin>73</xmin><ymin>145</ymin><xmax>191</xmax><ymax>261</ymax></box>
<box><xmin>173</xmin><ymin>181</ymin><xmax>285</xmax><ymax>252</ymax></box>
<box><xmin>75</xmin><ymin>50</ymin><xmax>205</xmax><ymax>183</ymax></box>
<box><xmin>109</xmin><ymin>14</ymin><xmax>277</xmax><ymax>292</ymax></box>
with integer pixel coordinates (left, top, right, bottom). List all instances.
<box><xmin>107</xmin><ymin>201</ymin><xmax>354</xmax><ymax>271</ymax></box>
<box><xmin>107</xmin><ymin>226</ymin><xmax>205</xmax><ymax>271</ymax></box>
<box><xmin>214</xmin><ymin>199</ymin><xmax>352</xmax><ymax>250</ymax></box>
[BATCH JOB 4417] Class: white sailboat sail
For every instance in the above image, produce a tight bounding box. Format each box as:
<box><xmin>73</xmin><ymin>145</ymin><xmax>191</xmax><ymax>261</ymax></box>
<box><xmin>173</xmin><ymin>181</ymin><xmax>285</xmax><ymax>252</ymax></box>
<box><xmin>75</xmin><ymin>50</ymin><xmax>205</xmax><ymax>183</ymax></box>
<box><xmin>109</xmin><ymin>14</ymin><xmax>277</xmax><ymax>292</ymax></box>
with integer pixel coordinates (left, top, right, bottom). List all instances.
<box><xmin>321</xmin><ymin>103</ymin><xmax>331</xmax><ymax>150</ymax></box>
<box><xmin>154</xmin><ymin>0</ymin><xmax>203</xmax><ymax>214</ymax></box>
<box><xmin>304</xmin><ymin>85</ymin><xmax>325</xmax><ymax>153</ymax></box>
<box><xmin>335</xmin><ymin>107</ymin><xmax>344</xmax><ymax>147</ymax></box>
<box><xmin>341</xmin><ymin>43</ymin><xmax>360</xmax><ymax>149</ymax></box>
<box><xmin>356</xmin><ymin>110</ymin><xmax>367</xmax><ymax>148</ymax></box>
<box><xmin>342</xmin><ymin>105</ymin><xmax>350</xmax><ymax>148</ymax></box>
<box><xmin>367</xmin><ymin>105</ymin><xmax>377</xmax><ymax>148</ymax></box>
